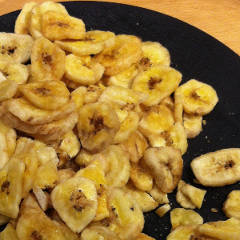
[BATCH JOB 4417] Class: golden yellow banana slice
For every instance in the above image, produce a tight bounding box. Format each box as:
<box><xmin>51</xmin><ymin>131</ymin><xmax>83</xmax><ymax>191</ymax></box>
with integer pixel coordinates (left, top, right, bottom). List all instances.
<box><xmin>65</xmin><ymin>54</ymin><xmax>104</xmax><ymax>85</ymax></box>
<box><xmin>223</xmin><ymin>190</ymin><xmax>240</xmax><ymax>219</ymax></box>
<box><xmin>135</xmin><ymin>233</ymin><xmax>156</xmax><ymax>240</ymax></box>
<box><xmin>56</xmin><ymin>30</ymin><xmax>115</xmax><ymax>56</ymax></box>
<box><xmin>58</xmin><ymin>169</ymin><xmax>76</xmax><ymax>184</ymax></box>
<box><xmin>14</xmin><ymin>2</ymin><xmax>37</xmax><ymax>34</ymax></box>
<box><xmin>191</xmin><ymin>148</ymin><xmax>240</xmax><ymax>187</ymax></box>
<box><xmin>177</xmin><ymin>79</ymin><xmax>218</xmax><ymax>115</ymax></box>
<box><xmin>144</xmin><ymin>147</ymin><xmax>183</xmax><ymax>193</ymax></box>
<box><xmin>166</xmin><ymin>225</ymin><xmax>197</xmax><ymax>240</ymax></box>
<box><xmin>19</xmin><ymin>80</ymin><xmax>70</xmax><ymax>111</ymax></box>
<box><xmin>132</xmin><ymin>65</ymin><xmax>182</xmax><ymax>106</ymax></box>
<box><xmin>155</xmin><ymin>204</ymin><xmax>171</xmax><ymax>217</ymax></box>
<box><xmin>94</xmin><ymin>34</ymin><xmax>142</xmax><ymax>76</ymax></box>
<box><xmin>141</xmin><ymin>41</ymin><xmax>170</xmax><ymax>68</ymax></box>
<box><xmin>42</xmin><ymin>10</ymin><xmax>85</xmax><ymax>40</ymax></box>
<box><xmin>183</xmin><ymin>113</ymin><xmax>203</xmax><ymax>139</ymax></box>
<box><xmin>77</xmin><ymin>102</ymin><xmax>120</xmax><ymax>153</ymax></box>
<box><xmin>0</xmin><ymin>156</ymin><xmax>25</xmax><ymax>218</ymax></box>
<box><xmin>0</xmin><ymin>33</ymin><xmax>33</xmax><ymax>63</ymax></box>
<box><xmin>0</xmin><ymin>223</ymin><xmax>19</xmax><ymax>240</ymax></box>
<box><xmin>0</xmin><ymin>130</ymin><xmax>9</xmax><ymax>169</ymax></box>
<box><xmin>16</xmin><ymin>194</ymin><xmax>66</xmax><ymax>240</ymax></box>
<box><xmin>148</xmin><ymin>184</ymin><xmax>169</xmax><ymax>204</ymax></box>
<box><xmin>51</xmin><ymin>176</ymin><xmax>98</xmax><ymax>233</ymax></box>
<box><xmin>31</xmin><ymin>37</ymin><xmax>65</xmax><ymax>82</ymax></box>
<box><xmin>170</xmin><ymin>208</ymin><xmax>203</xmax><ymax>230</ymax></box>
<box><xmin>0</xmin><ymin>80</ymin><xmax>18</xmax><ymax>102</ymax></box>
<box><xmin>29</xmin><ymin>1</ymin><xmax>68</xmax><ymax>39</ymax></box>
<box><xmin>176</xmin><ymin>180</ymin><xmax>206</xmax><ymax>209</ymax></box>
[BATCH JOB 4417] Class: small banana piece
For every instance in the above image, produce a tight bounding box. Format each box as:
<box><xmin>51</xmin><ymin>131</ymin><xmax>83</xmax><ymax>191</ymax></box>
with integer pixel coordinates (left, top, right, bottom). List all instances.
<box><xmin>77</xmin><ymin>102</ymin><xmax>120</xmax><ymax>153</ymax></box>
<box><xmin>140</xmin><ymin>41</ymin><xmax>170</xmax><ymax>69</ymax></box>
<box><xmin>135</xmin><ymin>233</ymin><xmax>156</xmax><ymax>240</ymax></box>
<box><xmin>148</xmin><ymin>184</ymin><xmax>169</xmax><ymax>204</ymax></box>
<box><xmin>144</xmin><ymin>147</ymin><xmax>183</xmax><ymax>193</ymax></box>
<box><xmin>0</xmin><ymin>223</ymin><xmax>19</xmax><ymax>240</ymax></box>
<box><xmin>33</xmin><ymin>187</ymin><xmax>50</xmax><ymax>211</ymax></box>
<box><xmin>65</xmin><ymin>54</ymin><xmax>104</xmax><ymax>85</ymax></box>
<box><xmin>0</xmin><ymin>129</ymin><xmax>10</xmax><ymax>169</ymax></box>
<box><xmin>19</xmin><ymin>80</ymin><xmax>70</xmax><ymax>111</ymax></box>
<box><xmin>41</xmin><ymin>10</ymin><xmax>85</xmax><ymax>40</ymax></box>
<box><xmin>51</xmin><ymin>176</ymin><xmax>98</xmax><ymax>233</ymax></box>
<box><xmin>94</xmin><ymin>34</ymin><xmax>142</xmax><ymax>76</ymax></box>
<box><xmin>0</xmin><ymin>60</ymin><xmax>29</xmax><ymax>84</ymax></box>
<box><xmin>75</xmin><ymin>149</ymin><xmax>97</xmax><ymax>167</ymax></box>
<box><xmin>31</xmin><ymin>37</ymin><xmax>65</xmax><ymax>82</ymax></box>
<box><xmin>0</xmin><ymin>33</ymin><xmax>33</xmax><ymax>63</ymax></box>
<box><xmin>155</xmin><ymin>204</ymin><xmax>171</xmax><ymax>217</ymax></box>
<box><xmin>191</xmin><ymin>148</ymin><xmax>240</xmax><ymax>187</ymax></box>
<box><xmin>183</xmin><ymin>113</ymin><xmax>203</xmax><ymax>139</ymax></box>
<box><xmin>132</xmin><ymin>65</ymin><xmax>182</xmax><ymax>106</ymax></box>
<box><xmin>14</xmin><ymin>2</ymin><xmax>37</xmax><ymax>34</ymax></box>
<box><xmin>56</xmin><ymin>30</ymin><xmax>115</xmax><ymax>56</ymax></box>
<box><xmin>176</xmin><ymin>180</ymin><xmax>206</xmax><ymax>209</ymax></box>
<box><xmin>170</xmin><ymin>208</ymin><xmax>203</xmax><ymax>230</ymax></box>
<box><xmin>176</xmin><ymin>79</ymin><xmax>218</xmax><ymax>115</ymax></box>
<box><xmin>223</xmin><ymin>190</ymin><xmax>240</xmax><ymax>219</ymax></box>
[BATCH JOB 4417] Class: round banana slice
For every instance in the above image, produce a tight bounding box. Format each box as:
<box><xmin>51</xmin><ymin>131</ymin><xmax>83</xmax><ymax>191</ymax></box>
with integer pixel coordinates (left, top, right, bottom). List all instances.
<box><xmin>77</xmin><ymin>102</ymin><xmax>120</xmax><ymax>153</ymax></box>
<box><xmin>0</xmin><ymin>223</ymin><xmax>19</xmax><ymax>240</ymax></box>
<box><xmin>223</xmin><ymin>190</ymin><xmax>240</xmax><ymax>219</ymax></box>
<box><xmin>2</xmin><ymin>98</ymin><xmax>75</xmax><ymax>125</ymax></box>
<box><xmin>191</xmin><ymin>148</ymin><xmax>240</xmax><ymax>187</ymax></box>
<box><xmin>51</xmin><ymin>176</ymin><xmax>98</xmax><ymax>233</ymax></box>
<box><xmin>177</xmin><ymin>79</ymin><xmax>218</xmax><ymax>115</ymax></box>
<box><xmin>141</xmin><ymin>41</ymin><xmax>170</xmax><ymax>68</ymax></box>
<box><xmin>166</xmin><ymin>225</ymin><xmax>197</xmax><ymax>240</ymax></box>
<box><xmin>42</xmin><ymin>10</ymin><xmax>85</xmax><ymax>41</ymax></box>
<box><xmin>65</xmin><ymin>54</ymin><xmax>104</xmax><ymax>85</ymax></box>
<box><xmin>183</xmin><ymin>113</ymin><xmax>203</xmax><ymax>139</ymax></box>
<box><xmin>0</xmin><ymin>61</ymin><xmax>29</xmax><ymax>84</ymax></box>
<box><xmin>81</xmin><ymin>226</ymin><xmax>121</xmax><ymax>240</ymax></box>
<box><xmin>144</xmin><ymin>147</ymin><xmax>183</xmax><ymax>193</ymax></box>
<box><xmin>31</xmin><ymin>37</ymin><xmax>65</xmax><ymax>82</ymax></box>
<box><xmin>0</xmin><ymin>33</ymin><xmax>33</xmax><ymax>63</ymax></box>
<box><xmin>29</xmin><ymin>1</ymin><xmax>68</xmax><ymax>39</ymax></box>
<box><xmin>94</xmin><ymin>34</ymin><xmax>142</xmax><ymax>76</ymax></box>
<box><xmin>19</xmin><ymin>80</ymin><xmax>70</xmax><ymax>111</ymax></box>
<box><xmin>0</xmin><ymin>80</ymin><xmax>18</xmax><ymax>103</ymax></box>
<box><xmin>107</xmin><ymin>188</ymin><xmax>144</xmax><ymax>240</ymax></box>
<box><xmin>132</xmin><ymin>65</ymin><xmax>182</xmax><ymax>106</ymax></box>
<box><xmin>56</xmin><ymin>30</ymin><xmax>115</xmax><ymax>56</ymax></box>
<box><xmin>14</xmin><ymin>2</ymin><xmax>37</xmax><ymax>34</ymax></box>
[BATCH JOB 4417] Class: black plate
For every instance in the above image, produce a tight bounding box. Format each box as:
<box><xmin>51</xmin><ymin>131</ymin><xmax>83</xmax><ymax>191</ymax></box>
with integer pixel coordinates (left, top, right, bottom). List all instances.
<box><xmin>1</xmin><ymin>1</ymin><xmax>240</xmax><ymax>239</ymax></box>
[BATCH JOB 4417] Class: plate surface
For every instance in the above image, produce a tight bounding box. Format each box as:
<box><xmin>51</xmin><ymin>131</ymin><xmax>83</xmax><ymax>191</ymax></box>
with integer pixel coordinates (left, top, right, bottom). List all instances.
<box><xmin>1</xmin><ymin>1</ymin><xmax>240</xmax><ymax>239</ymax></box>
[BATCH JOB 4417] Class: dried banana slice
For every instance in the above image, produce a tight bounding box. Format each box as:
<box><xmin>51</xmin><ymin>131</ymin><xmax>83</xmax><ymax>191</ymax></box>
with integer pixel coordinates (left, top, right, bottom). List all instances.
<box><xmin>223</xmin><ymin>190</ymin><xmax>240</xmax><ymax>219</ymax></box>
<box><xmin>71</xmin><ymin>86</ymin><xmax>85</xmax><ymax>110</ymax></box>
<box><xmin>0</xmin><ymin>33</ymin><xmax>33</xmax><ymax>63</ymax></box>
<box><xmin>155</xmin><ymin>204</ymin><xmax>171</xmax><ymax>217</ymax></box>
<box><xmin>107</xmin><ymin>64</ymin><xmax>139</xmax><ymax>88</ymax></box>
<box><xmin>104</xmin><ymin>145</ymin><xmax>130</xmax><ymax>187</ymax></box>
<box><xmin>166</xmin><ymin>225</ymin><xmax>197</xmax><ymax>240</ymax></box>
<box><xmin>191</xmin><ymin>148</ymin><xmax>240</xmax><ymax>187</ymax></box>
<box><xmin>94</xmin><ymin>34</ymin><xmax>142</xmax><ymax>76</ymax></box>
<box><xmin>141</xmin><ymin>41</ymin><xmax>170</xmax><ymax>68</ymax></box>
<box><xmin>77</xmin><ymin>102</ymin><xmax>120</xmax><ymax>153</ymax></box>
<box><xmin>0</xmin><ymin>131</ymin><xmax>9</xmax><ymax>169</ymax></box>
<box><xmin>177</xmin><ymin>79</ymin><xmax>218</xmax><ymax>115</ymax></box>
<box><xmin>107</xmin><ymin>188</ymin><xmax>144</xmax><ymax>240</ymax></box>
<box><xmin>15</xmin><ymin>2</ymin><xmax>37</xmax><ymax>34</ymax></box>
<box><xmin>135</xmin><ymin>233</ymin><xmax>156</xmax><ymax>240</ymax></box>
<box><xmin>19</xmin><ymin>80</ymin><xmax>70</xmax><ymax>111</ymax></box>
<box><xmin>114</xmin><ymin>111</ymin><xmax>139</xmax><ymax>143</ymax></box>
<box><xmin>56</xmin><ymin>30</ymin><xmax>115</xmax><ymax>56</ymax></box>
<box><xmin>148</xmin><ymin>184</ymin><xmax>169</xmax><ymax>204</ymax></box>
<box><xmin>2</xmin><ymin>98</ymin><xmax>75</xmax><ymax>125</ymax></box>
<box><xmin>81</xmin><ymin>226</ymin><xmax>121</xmax><ymax>240</ymax></box>
<box><xmin>125</xmin><ymin>184</ymin><xmax>158</xmax><ymax>212</ymax></box>
<box><xmin>170</xmin><ymin>208</ymin><xmax>203</xmax><ymax>230</ymax></box>
<box><xmin>144</xmin><ymin>147</ymin><xmax>183</xmax><ymax>193</ymax></box>
<box><xmin>42</xmin><ymin>10</ymin><xmax>85</xmax><ymax>40</ymax></box>
<box><xmin>174</xmin><ymin>87</ymin><xmax>184</xmax><ymax>123</ymax></box>
<box><xmin>31</xmin><ymin>37</ymin><xmax>65</xmax><ymax>82</ymax></box>
<box><xmin>33</xmin><ymin>187</ymin><xmax>50</xmax><ymax>211</ymax></box>
<box><xmin>0</xmin><ymin>157</ymin><xmax>25</xmax><ymax>218</ymax></box>
<box><xmin>132</xmin><ymin>65</ymin><xmax>182</xmax><ymax>106</ymax></box>
<box><xmin>130</xmin><ymin>162</ymin><xmax>153</xmax><ymax>192</ymax></box>
<box><xmin>196</xmin><ymin>218</ymin><xmax>240</xmax><ymax>240</ymax></box>
<box><xmin>0</xmin><ymin>80</ymin><xmax>18</xmax><ymax>103</ymax></box>
<box><xmin>65</xmin><ymin>54</ymin><xmax>104</xmax><ymax>85</ymax></box>
<box><xmin>58</xmin><ymin>169</ymin><xmax>76</xmax><ymax>184</ymax></box>
<box><xmin>121</xmin><ymin>131</ymin><xmax>148</xmax><ymax>163</ymax></box>
<box><xmin>176</xmin><ymin>180</ymin><xmax>206</xmax><ymax>209</ymax></box>
<box><xmin>183</xmin><ymin>113</ymin><xmax>203</xmax><ymax>139</ymax></box>
<box><xmin>0</xmin><ymin>60</ymin><xmax>29</xmax><ymax>84</ymax></box>
<box><xmin>16</xmin><ymin>195</ymin><xmax>66</xmax><ymax>240</ymax></box>
<box><xmin>51</xmin><ymin>176</ymin><xmax>97</xmax><ymax>233</ymax></box>
<box><xmin>75</xmin><ymin>149</ymin><xmax>97</xmax><ymax>167</ymax></box>
<box><xmin>0</xmin><ymin>223</ymin><xmax>19</xmax><ymax>240</ymax></box>
<box><xmin>29</xmin><ymin>1</ymin><xmax>68</xmax><ymax>39</ymax></box>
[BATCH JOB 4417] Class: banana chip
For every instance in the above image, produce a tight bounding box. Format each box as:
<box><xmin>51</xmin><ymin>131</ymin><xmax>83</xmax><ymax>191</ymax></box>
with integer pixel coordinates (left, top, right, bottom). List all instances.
<box><xmin>0</xmin><ymin>223</ymin><xmax>19</xmax><ymax>240</ymax></box>
<box><xmin>155</xmin><ymin>204</ymin><xmax>171</xmax><ymax>217</ymax></box>
<box><xmin>166</xmin><ymin>225</ymin><xmax>197</xmax><ymax>240</ymax></box>
<box><xmin>223</xmin><ymin>190</ymin><xmax>240</xmax><ymax>219</ymax></box>
<box><xmin>183</xmin><ymin>113</ymin><xmax>202</xmax><ymax>139</ymax></box>
<box><xmin>148</xmin><ymin>184</ymin><xmax>169</xmax><ymax>204</ymax></box>
<box><xmin>0</xmin><ymin>80</ymin><xmax>18</xmax><ymax>102</ymax></box>
<box><xmin>135</xmin><ymin>233</ymin><xmax>156</xmax><ymax>240</ymax></box>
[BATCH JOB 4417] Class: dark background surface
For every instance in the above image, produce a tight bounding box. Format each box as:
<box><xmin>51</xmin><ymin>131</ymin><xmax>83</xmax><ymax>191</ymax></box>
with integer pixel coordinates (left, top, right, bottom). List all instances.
<box><xmin>1</xmin><ymin>2</ymin><xmax>240</xmax><ymax>239</ymax></box>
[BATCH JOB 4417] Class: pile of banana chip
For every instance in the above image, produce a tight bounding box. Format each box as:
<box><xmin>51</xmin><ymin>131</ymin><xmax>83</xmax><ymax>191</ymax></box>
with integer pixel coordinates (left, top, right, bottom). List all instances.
<box><xmin>0</xmin><ymin>1</ymin><xmax>240</xmax><ymax>239</ymax></box>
